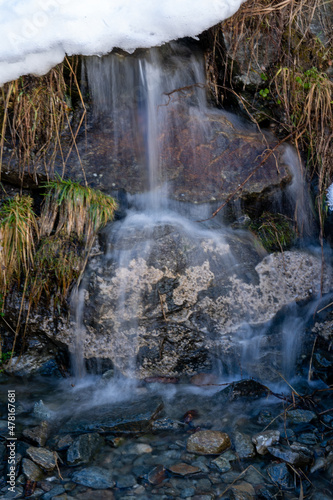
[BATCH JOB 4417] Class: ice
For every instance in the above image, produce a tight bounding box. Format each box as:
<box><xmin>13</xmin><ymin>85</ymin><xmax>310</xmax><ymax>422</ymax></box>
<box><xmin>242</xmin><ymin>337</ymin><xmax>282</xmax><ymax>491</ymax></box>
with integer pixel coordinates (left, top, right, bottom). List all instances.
<box><xmin>0</xmin><ymin>0</ymin><xmax>244</xmax><ymax>86</ymax></box>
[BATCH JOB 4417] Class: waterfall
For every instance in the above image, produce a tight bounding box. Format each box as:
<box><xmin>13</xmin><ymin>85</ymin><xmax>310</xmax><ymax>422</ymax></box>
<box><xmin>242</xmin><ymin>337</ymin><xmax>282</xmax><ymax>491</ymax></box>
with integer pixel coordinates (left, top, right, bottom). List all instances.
<box><xmin>84</xmin><ymin>42</ymin><xmax>209</xmax><ymax>209</ymax></box>
<box><xmin>72</xmin><ymin>41</ymin><xmax>325</xmax><ymax>385</ymax></box>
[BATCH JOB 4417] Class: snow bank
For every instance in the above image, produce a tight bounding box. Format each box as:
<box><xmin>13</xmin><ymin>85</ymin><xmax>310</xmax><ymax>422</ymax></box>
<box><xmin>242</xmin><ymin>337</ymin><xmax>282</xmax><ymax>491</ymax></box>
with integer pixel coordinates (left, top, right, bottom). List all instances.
<box><xmin>0</xmin><ymin>0</ymin><xmax>244</xmax><ymax>86</ymax></box>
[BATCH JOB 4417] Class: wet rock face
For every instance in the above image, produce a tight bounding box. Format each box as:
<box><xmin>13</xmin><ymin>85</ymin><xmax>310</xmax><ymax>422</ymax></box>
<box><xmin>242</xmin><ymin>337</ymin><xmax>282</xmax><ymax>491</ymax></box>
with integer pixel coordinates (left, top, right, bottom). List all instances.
<box><xmin>71</xmin><ymin>108</ymin><xmax>291</xmax><ymax>204</ymax></box>
<box><xmin>1</xmin><ymin>108</ymin><xmax>290</xmax><ymax>206</ymax></box>
<box><xmin>50</xmin><ymin>218</ymin><xmax>333</xmax><ymax>378</ymax></box>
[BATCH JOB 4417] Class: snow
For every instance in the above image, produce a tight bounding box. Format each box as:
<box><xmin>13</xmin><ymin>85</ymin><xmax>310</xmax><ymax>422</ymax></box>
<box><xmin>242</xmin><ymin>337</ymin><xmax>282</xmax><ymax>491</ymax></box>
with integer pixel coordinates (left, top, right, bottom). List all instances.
<box><xmin>0</xmin><ymin>0</ymin><xmax>244</xmax><ymax>86</ymax></box>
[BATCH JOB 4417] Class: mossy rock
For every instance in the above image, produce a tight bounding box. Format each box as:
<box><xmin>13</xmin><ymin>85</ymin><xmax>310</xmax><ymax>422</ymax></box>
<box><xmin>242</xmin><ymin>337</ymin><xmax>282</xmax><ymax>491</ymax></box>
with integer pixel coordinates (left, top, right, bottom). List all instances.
<box><xmin>249</xmin><ymin>212</ymin><xmax>296</xmax><ymax>252</ymax></box>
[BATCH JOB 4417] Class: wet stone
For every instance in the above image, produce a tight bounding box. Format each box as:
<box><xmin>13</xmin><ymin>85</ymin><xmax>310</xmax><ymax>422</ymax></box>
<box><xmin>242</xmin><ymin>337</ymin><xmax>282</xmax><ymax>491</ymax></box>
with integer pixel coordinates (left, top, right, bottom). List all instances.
<box><xmin>63</xmin><ymin>396</ymin><xmax>163</xmax><ymax>434</ymax></box>
<box><xmin>56</xmin><ymin>434</ymin><xmax>74</xmax><ymax>451</ymax></box>
<box><xmin>164</xmin><ymin>486</ymin><xmax>181</xmax><ymax>497</ymax></box>
<box><xmin>222</xmin><ymin>450</ymin><xmax>237</xmax><ymax>462</ymax></box>
<box><xmin>243</xmin><ymin>467</ymin><xmax>265</xmax><ymax>486</ymax></box>
<box><xmin>280</xmin><ymin>428</ymin><xmax>294</xmax><ymax>440</ymax></box>
<box><xmin>23</xmin><ymin>421</ymin><xmax>50</xmax><ymax>447</ymax></box>
<box><xmin>127</xmin><ymin>443</ymin><xmax>152</xmax><ymax>455</ymax></box>
<box><xmin>267</xmin><ymin>444</ymin><xmax>303</xmax><ymax>465</ymax></box>
<box><xmin>52</xmin><ymin>495</ymin><xmax>73</xmax><ymax>500</ymax></box>
<box><xmin>147</xmin><ymin>464</ymin><xmax>167</xmax><ymax>485</ymax></box>
<box><xmin>195</xmin><ymin>478</ymin><xmax>212</xmax><ymax>490</ymax></box>
<box><xmin>257</xmin><ymin>410</ymin><xmax>273</xmax><ymax>425</ymax></box>
<box><xmin>296</xmin><ymin>432</ymin><xmax>318</xmax><ymax>445</ymax></box>
<box><xmin>266</xmin><ymin>462</ymin><xmax>291</xmax><ymax>489</ymax></box>
<box><xmin>71</xmin><ymin>466</ymin><xmax>115</xmax><ymax>489</ymax></box>
<box><xmin>234</xmin><ymin>432</ymin><xmax>256</xmax><ymax>459</ymax></box>
<box><xmin>33</xmin><ymin>400</ymin><xmax>52</xmax><ymax>420</ymax></box>
<box><xmin>286</xmin><ymin>409</ymin><xmax>317</xmax><ymax>424</ymax></box>
<box><xmin>254</xmin><ymin>484</ymin><xmax>276</xmax><ymax>500</ymax></box>
<box><xmin>151</xmin><ymin>417</ymin><xmax>183</xmax><ymax>431</ymax></box>
<box><xmin>0</xmin><ymin>420</ymin><xmax>10</xmax><ymax>436</ymax></box>
<box><xmin>180</xmin><ymin>486</ymin><xmax>196</xmax><ymax>498</ymax></box>
<box><xmin>29</xmin><ymin>488</ymin><xmax>44</xmax><ymax>497</ymax></box>
<box><xmin>217</xmin><ymin>380</ymin><xmax>269</xmax><ymax>402</ymax></box>
<box><xmin>21</xmin><ymin>458</ymin><xmax>44</xmax><ymax>481</ymax></box>
<box><xmin>67</xmin><ymin>433</ymin><xmax>104</xmax><ymax>465</ymax></box>
<box><xmin>190</xmin><ymin>373</ymin><xmax>220</xmax><ymax>387</ymax></box>
<box><xmin>1</xmin><ymin>486</ymin><xmax>24</xmax><ymax>499</ymax></box>
<box><xmin>187</xmin><ymin>430</ymin><xmax>231</xmax><ymax>455</ymax></box>
<box><xmin>267</xmin><ymin>446</ymin><xmax>311</xmax><ymax>466</ymax></box>
<box><xmin>192</xmin><ymin>495</ymin><xmax>215</xmax><ymax>500</ymax></box>
<box><xmin>41</xmin><ymin>485</ymin><xmax>66</xmax><ymax>500</ymax></box>
<box><xmin>168</xmin><ymin>463</ymin><xmax>201</xmax><ymax>476</ymax></box>
<box><xmin>229</xmin><ymin>481</ymin><xmax>256</xmax><ymax>500</ymax></box>
<box><xmin>73</xmin><ymin>489</ymin><xmax>115</xmax><ymax>499</ymax></box>
<box><xmin>210</xmin><ymin>455</ymin><xmax>232</xmax><ymax>473</ymax></box>
<box><xmin>26</xmin><ymin>446</ymin><xmax>57</xmax><ymax>471</ymax></box>
<box><xmin>290</xmin><ymin>442</ymin><xmax>313</xmax><ymax>464</ymax></box>
<box><xmin>163</xmin><ymin>449</ymin><xmax>182</xmax><ymax>460</ymax></box>
<box><xmin>252</xmin><ymin>430</ymin><xmax>280</xmax><ymax>455</ymax></box>
<box><xmin>192</xmin><ymin>458</ymin><xmax>210</xmax><ymax>473</ymax></box>
<box><xmin>218</xmin><ymin>471</ymin><xmax>242</xmax><ymax>483</ymax></box>
<box><xmin>114</xmin><ymin>474</ymin><xmax>137</xmax><ymax>488</ymax></box>
<box><xmin>310</xmin><ymin>456</ymin><xmax>326</xmax><ymax>473</ymax></box>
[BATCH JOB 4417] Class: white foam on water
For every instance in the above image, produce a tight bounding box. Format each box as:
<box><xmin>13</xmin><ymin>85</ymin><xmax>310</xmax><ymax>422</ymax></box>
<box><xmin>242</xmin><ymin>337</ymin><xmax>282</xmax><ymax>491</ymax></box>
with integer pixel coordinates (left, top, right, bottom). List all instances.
<box><xmin>0</xmin><ymin>0</ymin><xmax>244</xmax><ymax>86</ymax></box>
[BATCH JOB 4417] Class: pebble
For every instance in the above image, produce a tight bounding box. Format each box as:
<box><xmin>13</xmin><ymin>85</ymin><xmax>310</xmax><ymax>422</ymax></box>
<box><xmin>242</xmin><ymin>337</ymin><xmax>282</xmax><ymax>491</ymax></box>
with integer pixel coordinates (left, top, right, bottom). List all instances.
<box><xmin>71</xmin><ymin>466</ymin><xmax>115</xmax><ymax>489</ymax></box>
<box><xmin>187</xmin><ymin>430</ymin><xmax>231</xmax><ymax>455</ymax></box>
<box><xmin>147</xmin><ymin>464</ymin><xmax>167</xmax><ymax>485</ymax></box>
<box><xmin>234</xmin><ymin>431</ymin><xmax>256</xmax><ymax>459</ymax></box>
<box><xmin>168</xmin><ymin>462</ymin><xmax>201</xmax><ymax>476</ymax></box>
<box><xmin>266</xmin><ymin>462</ymin><xmax>291</xmax><ymax>489</ymax></box>
<box><xmin>41</xmin><ymin>485</ymin><xmax>66</xmax><ymax>500</ymax></box>
<box><xmin>229</xmin><ymin>481</ymin><xmax>255</xmax><ymax>500</ymax></box>
<box><xmin>56</xmin><ymin>435</ymin><xmax>74</xmax><ymax>451</ymax></box>
<box><xmin>23</xmin><ymin>421</ymin><xmax>50</xmax><ymax>447</ymax></box>
<box><xmin>21</xmin><ymin>457</ymin><xmax>44</xmax><ymax>481</ymax></box>
<box><xmin>26</xmin><ymin>446</ymin><xmax>57</xmax><ymax>471</ymax></box>
<box><xmin>114</xmin><ymin>474</ymin><xmax>137</xmax><ymax>488</ymax></box>
<box><xmin>210</xmin><ymin>455</ymin><xmax>232</xmax><ymax>473</ymax></box>
<box><xmin>129</xmin><ymin>443</ymin><xmax>152</xmax><ymax>454</ymax></box>
<box><xmin>73</xmin><ymin>489</ymin><xmax>115</xmax><ymax>499</ymax></box>
<box><xmin>267</xmin><ymin>444</ymin><xmax>304</xmax><ymax>465</ymax></box>
<box><xmin>310</xmin><ymin>456</ymin><xmax>326</xmax><ymax>473</ymax></box>
<box><xmin>252</xmin><ymin>430</ymin><xmax>280</xmax><ymax>455</ymax></box>
<box><xmin>67</xmin><ymin>433</ymin><xmax>104</xmax><ymax>465</ymax></box>
<box><xmin>33</xmin><ymin>400</ymin><xmax>52</xmax><ymax>420</ymax></box>
<box><xmin>286</xmin><ymin>409</ymin><xmax>317</xmax><ymax>424</ymax></box>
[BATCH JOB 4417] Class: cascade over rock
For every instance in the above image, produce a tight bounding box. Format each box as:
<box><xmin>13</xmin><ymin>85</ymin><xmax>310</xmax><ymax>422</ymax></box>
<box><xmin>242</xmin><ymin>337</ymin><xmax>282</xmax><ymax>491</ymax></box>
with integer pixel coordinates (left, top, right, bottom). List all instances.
<box><xmin>73</xmin><ymin>106</ymin><xmax>290</xmax><ymax>204</ymax></box>
<box><xmin>1</xmin><ymin>47</ymin><xmax>291</xmax><ymax>207</ymax></box>
<box><xmin>48</xmin><ymin>217</ymin><xmax>332</xmax><ymax>379</ymax></box>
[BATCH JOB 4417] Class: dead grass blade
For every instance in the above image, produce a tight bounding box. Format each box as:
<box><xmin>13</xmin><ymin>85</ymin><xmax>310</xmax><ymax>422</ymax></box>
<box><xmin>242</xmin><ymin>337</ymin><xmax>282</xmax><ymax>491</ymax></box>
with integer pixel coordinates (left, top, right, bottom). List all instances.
<box><xmin>0</xmin><ymin>195</ymin><xmax>38</xmax><ymax>295</ymax></box>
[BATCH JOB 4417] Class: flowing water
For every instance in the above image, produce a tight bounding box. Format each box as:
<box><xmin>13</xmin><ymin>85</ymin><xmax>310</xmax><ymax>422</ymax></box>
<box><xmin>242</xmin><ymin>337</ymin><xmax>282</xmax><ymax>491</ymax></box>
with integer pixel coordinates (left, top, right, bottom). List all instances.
<box><xmin>76</xmin><ymin>42</ymin><xmax>319</xmax><ymax>384</ymax></box>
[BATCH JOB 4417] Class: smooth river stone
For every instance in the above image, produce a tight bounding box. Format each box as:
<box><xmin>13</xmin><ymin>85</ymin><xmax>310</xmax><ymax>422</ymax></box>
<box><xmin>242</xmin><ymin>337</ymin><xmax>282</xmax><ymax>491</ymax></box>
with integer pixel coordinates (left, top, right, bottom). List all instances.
<box><xmin>187</xmin><ymin>430</ymin><xmax>231</xmax><ymax>455</ymax></box>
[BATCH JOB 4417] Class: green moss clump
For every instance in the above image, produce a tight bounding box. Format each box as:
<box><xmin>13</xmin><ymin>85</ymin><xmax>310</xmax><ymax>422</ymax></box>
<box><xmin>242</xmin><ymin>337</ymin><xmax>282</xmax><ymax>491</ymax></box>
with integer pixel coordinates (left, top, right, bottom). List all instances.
<box><xmin>249</xmin><ymin>212</ymin><xmax>296</xmax><ymax>252</ymax></box>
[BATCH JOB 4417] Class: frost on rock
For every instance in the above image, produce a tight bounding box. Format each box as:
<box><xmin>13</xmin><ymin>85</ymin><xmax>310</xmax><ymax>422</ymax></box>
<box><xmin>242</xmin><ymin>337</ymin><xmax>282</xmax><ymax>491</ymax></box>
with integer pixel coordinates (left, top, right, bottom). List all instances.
<box><xmin>0</xmin><ymin>0</ymin><xmax>245</xmax><ymax>86</ymax></box>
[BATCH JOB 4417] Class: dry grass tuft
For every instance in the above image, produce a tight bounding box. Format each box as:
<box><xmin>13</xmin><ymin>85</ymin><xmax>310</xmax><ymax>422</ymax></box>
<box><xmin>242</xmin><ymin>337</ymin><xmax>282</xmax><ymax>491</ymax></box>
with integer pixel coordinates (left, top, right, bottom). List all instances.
<box><xmin>206</xmin><ymin>0</ymin><xmax>333</xmax><ymax>215</ymax></box>
<box><xmin>29</xmin><ymin>233</ymin><xmax>83</xmax><ymax>310</ymax></box>
<box><xmin>0</xmin><ymin>195</ymin><xmax>38</xmax><ymax>297</ymax></box>
<box><xmin>0</xmin><ymin>57</ymin><xmax>86</xmax><ymax>182</ymax></box>
<box><xmin>39</xmin><ymin>177</ymin><xmax>118</xmax><ymax>247</ymax></box>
